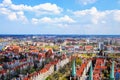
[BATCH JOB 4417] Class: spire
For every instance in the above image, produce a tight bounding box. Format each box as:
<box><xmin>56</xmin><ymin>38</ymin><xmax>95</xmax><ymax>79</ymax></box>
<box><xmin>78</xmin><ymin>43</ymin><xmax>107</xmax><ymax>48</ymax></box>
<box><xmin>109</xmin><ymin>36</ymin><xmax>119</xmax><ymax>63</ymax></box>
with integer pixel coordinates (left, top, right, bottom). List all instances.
<box><xmin>89</xmin><ymin>62</ymin><xmax>93</xmax><ymax>80</ymax></box>
<box><xmin>72</xmin><ymin>59</ymin><xmax>76</xmax><ymax>77</ymax></box>
<box><xmin>110</xmin><ymin>61</ymin><xmax>115</xmax><ymax>80</ymax></box>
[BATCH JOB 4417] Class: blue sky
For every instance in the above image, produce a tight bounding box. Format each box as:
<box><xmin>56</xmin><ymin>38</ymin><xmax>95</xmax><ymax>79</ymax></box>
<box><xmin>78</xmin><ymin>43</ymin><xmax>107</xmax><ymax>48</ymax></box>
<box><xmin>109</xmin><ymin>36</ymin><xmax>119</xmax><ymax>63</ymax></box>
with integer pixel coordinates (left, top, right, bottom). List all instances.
<box><xmin>0</xmin><ymin>0</ymin><xmax>120</xmax><ymax>34</ymax></box>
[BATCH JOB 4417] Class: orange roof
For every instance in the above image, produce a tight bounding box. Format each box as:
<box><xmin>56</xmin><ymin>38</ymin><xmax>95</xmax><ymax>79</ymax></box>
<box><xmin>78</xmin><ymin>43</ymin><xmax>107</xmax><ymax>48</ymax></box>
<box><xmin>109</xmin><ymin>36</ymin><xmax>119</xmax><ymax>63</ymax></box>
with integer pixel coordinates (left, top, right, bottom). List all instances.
<box><xmin>101</xmin><ymin>66</ymin><xmax>107</xmax><ymax>69</ymax></box>
<box><xmin>45</xmin><ymin>63</ymin><xmax>51</xmax><ymax>69</ymax></box>
<box><xmin>51</xmin><ymin>60</ymin><xmax>58</xmax><ymax>65</ymax></box>
<box><xmin>30</xmin><ymin>50</ymin><xmax>39</xmax><ymax>53</ymax></box>
<box><xmin>117</xmin><ymin>69</ymin><xmax>120</xmax><ymax>72</ymax></box>
<box><xmin>76</xmin><ymin>61</ymin><xmax>89</xmax><ymax>77</ymax></box>
<box><xmin>41</xmin><ymin>48</ymin><xmax>45</xmax><ymax>51</ymax></box>
<box><xmin>23</xmin><ymin>77</ymin><xmax>29</xmax><ymax>80</ymax></box>
<box><xmin>85</xmin><ymin>45</ymin><xmax>93</xmax><ymax>50</ymax></box>
<box><xmin>93</xmin><ymin>58</ymin><xmax>105</xmax><ymax>80</ymax></box>
<box><xmin>11</xmin><ymin>45</ymin><xmax>20</xmax><ymax>49</ymax></box>
<box><xmin>29</xmin><ymin>46</ymin><xmax>36</xmax><ymax>49</ymax></box>
<box><xmin>40</xmin><ymin>68</ymin><xmax>48</xmax><ymax>73</ymax></box>
<box><xmin>6</xmin><ymin>45</ymin><xmax>21</xmax><ymax>52</ymax></box>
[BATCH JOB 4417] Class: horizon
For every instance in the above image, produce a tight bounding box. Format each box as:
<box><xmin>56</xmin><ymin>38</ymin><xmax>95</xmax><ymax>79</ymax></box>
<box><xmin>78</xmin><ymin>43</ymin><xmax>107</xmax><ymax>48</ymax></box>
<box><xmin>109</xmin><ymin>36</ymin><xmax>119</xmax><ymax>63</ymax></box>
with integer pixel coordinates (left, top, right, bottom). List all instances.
<box><xmin>0</xmin><ymin>34</ymin><xmax>120</xmax><ymax>36</ymax></box>
<box><xmin>0</xmin><ymin>33</ymin><xmax>120</xmax><ymax>35</ymax></box>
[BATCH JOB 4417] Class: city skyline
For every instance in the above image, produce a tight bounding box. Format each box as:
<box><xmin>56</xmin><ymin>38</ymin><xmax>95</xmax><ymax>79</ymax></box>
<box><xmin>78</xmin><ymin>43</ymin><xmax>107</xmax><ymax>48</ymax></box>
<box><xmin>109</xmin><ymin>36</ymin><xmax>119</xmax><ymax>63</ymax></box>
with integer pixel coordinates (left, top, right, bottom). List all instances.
<box><xmin>0</xmin><ymin>0</ymin><xmax>120</xmax><ymax>34</ymax></box>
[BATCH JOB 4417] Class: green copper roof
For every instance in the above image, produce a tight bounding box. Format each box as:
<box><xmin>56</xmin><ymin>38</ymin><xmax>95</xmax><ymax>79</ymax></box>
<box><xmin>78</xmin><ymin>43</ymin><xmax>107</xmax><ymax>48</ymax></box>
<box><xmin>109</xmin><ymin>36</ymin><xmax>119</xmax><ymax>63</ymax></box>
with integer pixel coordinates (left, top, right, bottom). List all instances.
<box><xmin>110</xmin><ymin>61</ymin><xmax>115</xmax><ymax>80</ymax></box>
<box><xmin>89</xmin><ymin>62</ymin><xmax>93</xmax><ymax>80</ymax></box>
<box><xmin>72</xmin><ymin>59</ymin><xmax>76</xmax><ymax>77</ymax></box>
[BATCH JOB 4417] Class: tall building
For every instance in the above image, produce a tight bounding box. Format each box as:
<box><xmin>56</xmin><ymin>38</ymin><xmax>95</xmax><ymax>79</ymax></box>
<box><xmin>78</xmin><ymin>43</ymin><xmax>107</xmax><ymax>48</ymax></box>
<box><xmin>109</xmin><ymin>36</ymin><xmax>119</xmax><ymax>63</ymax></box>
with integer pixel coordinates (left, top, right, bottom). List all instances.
<box><xmin>86</xmin><ymin>38</ymin><xmax>90</xmax><ymax>44</ymax></box>
<box><xmin>0</xmin><ymin>45</ymin><xmax>3</xmax><ymax>50</ymax></box>
<box><xmin>98</xmin><ymin>42</ymin><xmax>104</xmax><ymax>50</ymax></box>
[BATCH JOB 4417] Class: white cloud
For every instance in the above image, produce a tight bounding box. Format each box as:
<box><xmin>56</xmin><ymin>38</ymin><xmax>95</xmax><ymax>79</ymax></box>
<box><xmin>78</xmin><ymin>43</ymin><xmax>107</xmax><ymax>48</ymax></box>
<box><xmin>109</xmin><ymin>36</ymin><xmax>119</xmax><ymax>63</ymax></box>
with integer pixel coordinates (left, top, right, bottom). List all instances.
<box><xmin>73</xmin><ymin>7</ymin><xmax>106</xmax><ymax>24</ymax></box>
<box><xmin>10</xmin><ymin>4</ymin><xmax>32</xmax><ymax>11</ymax></box>
<box><xmin>0</xmin><ymin>0</ymin><xmax>62</xmax><ymax>23</ymax></box>
<box><xmin>73</xmin><ymin>7</ymin><xmax>114</xmax><ymax>24</ymax></box>
<box><xmin>0</xmin><ymin>7</ymin><xmax>28</xmax><ymax>22</ymax></box>
<box><xmin>76</xmin><ymin>0</ymin><xmax>97</xmax><ymax>5</ymax></box>
<box><xmin>3</xmin><ymin>0</ymin><xmax>12</xmax><ymax>5</ymax></box>
<box><xmin>16</xmin><ymin>11</ymin><xmax>28</xmax><ymax>23</ymax></box>
<box><xmin>8</xmin><ymin>12</ymin><xmax>17</xmax><ymax>20</ymax></box>
<box><xmin>1</xmin><ymin>0</ymin><xmax>62</xmax><ymax>14</ymax></box>
<box><xmin>9</xmin><ymin>3</ymin><xmax>62</xmax><ymax>15</ymax></box>
<box><xmin>31</xmin><ymin>15</ymin><xmax>75</xmax><ymax>24</ymax></box>
<box><xmin>58</xmin><ymin>15</ymin><xmax>75</xmax><ymax>23</ymax></box>
<box><xmin>32</xmin><ymin>17</ymin><xmax>53</xmax><ymax>24</ymax></box>
<box><xmin>0</xmin><ymin>0</ymin><xmax>120</xmax><ymax>35</ymax></box>
<box><xmin>33</xmin><ymin>3</ymin><xmax>62</xmax><ymax>14</ymax></box>
<box><xmin>40</xmin><ymin>17</ymin><xmax>52</xmax><ymax>23</ymax></box>
<box><xmin>0</xmin><ymin>7</ymin><xmax>17</xmax><ymax>20</ymax></box>
<box><xmin>113</xmin><ymin>10</ymin><xmax>120</xmax><ymax>22</ymax></box>
<box><xmin>0</xmin><ymin>8</ymin><xmax>10</xmax><ymax>15</ymax></box>
<box><xmin>74</xmin><ymin>7</ymin><xmax>99</xmax><ymax>16</ymax></box>
<box><xmin>70</xmin><ymin>7</ymin><xmax>120</xmax><ymax>34</ymax></box>
<box><xmin>32</xmin><ymin>18</ymin><xmax>39</xmax><ymax>24</ymax></box>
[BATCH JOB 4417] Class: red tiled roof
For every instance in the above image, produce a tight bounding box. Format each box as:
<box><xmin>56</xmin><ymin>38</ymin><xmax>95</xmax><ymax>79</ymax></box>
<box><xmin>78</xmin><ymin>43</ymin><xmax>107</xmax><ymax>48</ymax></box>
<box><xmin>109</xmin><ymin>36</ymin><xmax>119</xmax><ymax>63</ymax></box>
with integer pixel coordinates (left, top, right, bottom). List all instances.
<box><xmin>93</xmin><ymin>58</ymin><xmax>106</xmax><ymax>80</ymax></box>
<box><xmin>85</xmin><ymin>45</ymin><xmax>93</xmax><ymax>50</ymax></box>
<box><xmin>23</xmin><ymin>77</ymin><xmax>29</xmax><ymax>80</ymax></box>
<box><xmin>0</xmin><ymin>70</ymin><xmax>7</xmax><ymax>74</ymax></box>
<box><xmin>76</xmin><ymin>61</ymin><xmax>88</xmax><ymax>77</ymax></box>
<box><xmin>40</xmin><ymin>68</ymin><xmax>48</xmax><ymax>73</ymax></box>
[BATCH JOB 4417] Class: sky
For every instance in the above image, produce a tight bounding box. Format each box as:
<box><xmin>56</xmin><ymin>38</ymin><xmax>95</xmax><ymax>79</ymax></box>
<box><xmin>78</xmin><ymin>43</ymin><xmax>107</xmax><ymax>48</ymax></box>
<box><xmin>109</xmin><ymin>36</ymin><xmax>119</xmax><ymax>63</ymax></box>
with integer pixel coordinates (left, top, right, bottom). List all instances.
<box><xmin>0</xmin><ymin>0</ymin><xmax>120</xmax><ymax>35</ymax></box>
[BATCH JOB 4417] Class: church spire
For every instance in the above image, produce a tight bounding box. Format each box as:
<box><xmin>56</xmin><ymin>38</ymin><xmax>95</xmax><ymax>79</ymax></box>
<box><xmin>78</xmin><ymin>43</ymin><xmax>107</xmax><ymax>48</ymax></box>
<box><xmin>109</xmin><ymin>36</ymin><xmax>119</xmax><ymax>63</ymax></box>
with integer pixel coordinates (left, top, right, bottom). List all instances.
<box><xmin>72</xmin><ymin>59</ymin><xmax>76</xmax><ymax>77</ymax></box>
<box><xmin>110</xmin><ymin>61</ymin><xmax>115</xmax><ymax>80</ymax></box>
<box><xmin>89</xmin><ymin>62</ymin><xmax>93</xmax><ymax>80</ymax></box>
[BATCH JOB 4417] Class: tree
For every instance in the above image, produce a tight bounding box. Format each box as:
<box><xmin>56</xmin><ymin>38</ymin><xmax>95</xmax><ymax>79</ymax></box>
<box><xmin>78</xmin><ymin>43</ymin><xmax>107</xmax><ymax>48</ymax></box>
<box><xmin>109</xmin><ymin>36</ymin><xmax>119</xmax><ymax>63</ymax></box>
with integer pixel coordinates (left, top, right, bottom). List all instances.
<box><xmin>61</xmin><ymin>77</ymin><xmax>67</xmax><ymax>80</ymax></box>
<box><xmin>45</xmin><ymin>76</ymin><xmax>52</xmax><ymax>80</ymax></box>
<box><xmin>76</xmin><ymin>58</ymin><xmax>82</xmax><ymax>65</ymax></box>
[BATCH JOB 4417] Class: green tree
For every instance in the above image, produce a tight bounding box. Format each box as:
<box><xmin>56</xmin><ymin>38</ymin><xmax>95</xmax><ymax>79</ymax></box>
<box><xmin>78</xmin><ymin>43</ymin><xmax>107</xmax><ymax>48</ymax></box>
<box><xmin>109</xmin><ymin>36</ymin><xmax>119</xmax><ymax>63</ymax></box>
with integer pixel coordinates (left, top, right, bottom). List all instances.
<box><xmin>45</xmin><ymin>75</ymin><xmax>52</xmax><ymax>80</ymax></box>
<box><xmin>76</xmin><ymin>58</ymin><xmax>82</xmax><ymax>65</ymax></box>
<box><xmin>61</xmin><ymin>77</ymin><xmax>67</xmax><ymax>80</ymax></box>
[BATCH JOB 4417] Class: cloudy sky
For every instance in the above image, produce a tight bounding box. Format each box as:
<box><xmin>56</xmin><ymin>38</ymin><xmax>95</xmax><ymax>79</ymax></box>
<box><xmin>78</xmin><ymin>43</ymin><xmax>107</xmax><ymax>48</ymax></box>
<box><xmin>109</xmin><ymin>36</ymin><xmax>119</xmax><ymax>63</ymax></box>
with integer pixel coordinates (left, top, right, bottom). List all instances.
<box><xmin>0</xmin><ymin>0</ymin><xmax>120</xmax><ymax>34</ymax></box>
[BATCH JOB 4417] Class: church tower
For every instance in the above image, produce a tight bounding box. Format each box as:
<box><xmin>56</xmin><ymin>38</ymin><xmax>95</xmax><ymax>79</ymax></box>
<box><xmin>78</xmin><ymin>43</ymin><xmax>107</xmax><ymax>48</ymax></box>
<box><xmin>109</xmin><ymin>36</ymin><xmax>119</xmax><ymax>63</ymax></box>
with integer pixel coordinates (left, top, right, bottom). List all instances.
<box><xmin>70</xmin><ymin>59</ymin><xmax>76</xmax><ymax>80</ymax></box>
<box><xmin>89</xmin><ymin>62</ymin><xmax>93</xmax><ymax>80</ymax></box>
<box><xmin>110</xmin><ymin>61</ymin><xmax>115</xmax><ymax>80</ymax></box>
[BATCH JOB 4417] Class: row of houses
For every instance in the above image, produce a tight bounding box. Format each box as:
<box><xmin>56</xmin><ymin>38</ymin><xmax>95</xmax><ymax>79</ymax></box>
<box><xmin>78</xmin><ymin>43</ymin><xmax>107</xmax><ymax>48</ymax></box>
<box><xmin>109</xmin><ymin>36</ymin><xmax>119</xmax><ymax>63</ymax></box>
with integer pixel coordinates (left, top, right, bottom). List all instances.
<box><xmin>24</xmin><ymin>58</ymin><xmax>69</xmax><ymax>80</ymax></box>
<box><xmin>64</xmin><ymin>45</ymin><xmax>94</xmax><ymax>52</ymax></box>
